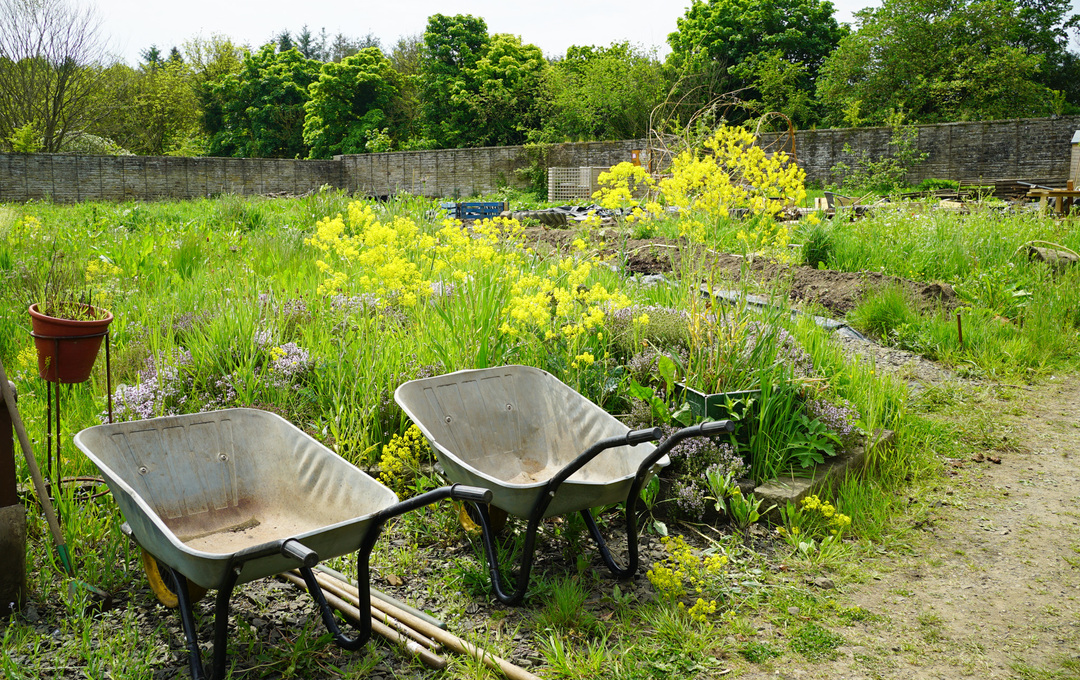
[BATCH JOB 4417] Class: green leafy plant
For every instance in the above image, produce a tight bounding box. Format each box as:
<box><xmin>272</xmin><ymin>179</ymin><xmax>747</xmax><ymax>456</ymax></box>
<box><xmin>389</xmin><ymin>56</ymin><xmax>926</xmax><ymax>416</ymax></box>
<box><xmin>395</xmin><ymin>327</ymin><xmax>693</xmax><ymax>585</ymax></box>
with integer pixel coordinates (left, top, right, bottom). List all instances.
<box><xmin>785</xmin><ymin>411</ymin><xmax>841</xmax><ymax>468</ymax></box>
<box><xmin>8</xmin><ymin>121</ymin><xmax>42</xmax><ymax>153</ymax></box>
<box><xmin>25</xmin><ymin>248</ymin><xmax>106</xmax><ymax>321</ymax></box>
<box><xmin>727</xmin><ymin>490</ymin><xmax>774</xmax><ymax>531</ymax></box>
<box><xmin>639</xmin><ymin>475</ymin><xmax>668</xmax><ymax>536</ymax></box>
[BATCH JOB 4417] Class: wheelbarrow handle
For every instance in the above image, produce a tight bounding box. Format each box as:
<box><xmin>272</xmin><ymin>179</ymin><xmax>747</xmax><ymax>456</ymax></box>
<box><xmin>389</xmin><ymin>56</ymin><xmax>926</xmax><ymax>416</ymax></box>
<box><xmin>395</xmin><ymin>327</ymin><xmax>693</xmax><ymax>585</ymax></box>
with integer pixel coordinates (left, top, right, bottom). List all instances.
<box><xmin>280</xmin><ymin>538</ymin><xmax>319</xmax><ymax>568</ymax></box>
<box><xmin>450</xmin><ymin>484</ymin><xmax>493</xmax><ymax>504</ymax></box>
<box><xmin>699</xmin><ymin>419</ymin><xmax>736</xmax><ymax>435</ymax></box>
<box><xmin>626</xmin><ymin>427</ymin><xmax>663</xmax><ymax>446</ymax></box>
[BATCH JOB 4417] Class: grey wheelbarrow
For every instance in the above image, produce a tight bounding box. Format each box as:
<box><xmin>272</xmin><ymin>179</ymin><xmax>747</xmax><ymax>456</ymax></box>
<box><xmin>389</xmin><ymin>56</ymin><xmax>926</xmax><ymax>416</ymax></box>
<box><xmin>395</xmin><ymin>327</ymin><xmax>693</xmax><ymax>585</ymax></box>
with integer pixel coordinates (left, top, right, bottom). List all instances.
<box><xmin>74</xmin><ymin>408</ymin><xmax>490</xmax><ymax>680</ymax></box>
<box><xmin>394</xmin><ymin>365</ymin><xmax>733</xmax><ymax>605</ymax></box>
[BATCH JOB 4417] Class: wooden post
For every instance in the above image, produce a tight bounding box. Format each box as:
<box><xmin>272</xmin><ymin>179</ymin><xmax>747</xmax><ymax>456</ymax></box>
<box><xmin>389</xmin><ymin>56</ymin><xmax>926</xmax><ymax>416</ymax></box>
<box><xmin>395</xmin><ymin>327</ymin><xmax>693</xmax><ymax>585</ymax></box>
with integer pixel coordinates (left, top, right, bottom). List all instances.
<box><xmin>0</xmin><ymin>381</ymin><xmax>27</xmax><ymax>616</ymax></box>
<box><xmin>0</xmin><ymin>382</ymin><xmax>15</xmax><ymax>508</ymax></box>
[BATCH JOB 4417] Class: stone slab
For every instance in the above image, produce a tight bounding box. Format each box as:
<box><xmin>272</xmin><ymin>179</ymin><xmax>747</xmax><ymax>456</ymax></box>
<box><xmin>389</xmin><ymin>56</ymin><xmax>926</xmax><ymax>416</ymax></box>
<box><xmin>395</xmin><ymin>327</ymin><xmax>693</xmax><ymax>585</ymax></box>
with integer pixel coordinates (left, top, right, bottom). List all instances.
<box><xmin>754</xmin><ymin>429</ymin><xmax>895</xmax><ymax>522</ymax></box>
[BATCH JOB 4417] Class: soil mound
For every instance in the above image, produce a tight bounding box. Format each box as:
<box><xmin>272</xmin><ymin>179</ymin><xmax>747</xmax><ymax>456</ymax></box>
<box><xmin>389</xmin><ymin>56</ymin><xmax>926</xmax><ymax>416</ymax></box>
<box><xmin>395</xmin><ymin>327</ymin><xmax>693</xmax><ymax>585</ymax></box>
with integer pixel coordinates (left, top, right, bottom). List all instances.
<box><xmin>522</xmin><ymin>227</ymin><xmax>959</xmax><ymax>317</ymax></box>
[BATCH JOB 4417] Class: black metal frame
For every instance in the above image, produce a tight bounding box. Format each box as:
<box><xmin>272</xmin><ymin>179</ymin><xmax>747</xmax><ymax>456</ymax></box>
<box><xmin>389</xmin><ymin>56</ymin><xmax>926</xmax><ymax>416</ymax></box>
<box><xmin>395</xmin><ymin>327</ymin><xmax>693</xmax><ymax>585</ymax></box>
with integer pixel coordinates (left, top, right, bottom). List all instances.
<box><xmin>164</xmin><ymin>484</ymin><xmax>491</xmax><ymax>680</ymax></box>
<box><xmin>30</xmin><ymin>328</ymin><xmax>113</xmax><ymax>490</ymax></box>
<box><xmin>469</xmin><ymin>420</ymin><xmax>734</xmax><ymax>605</ymax></box>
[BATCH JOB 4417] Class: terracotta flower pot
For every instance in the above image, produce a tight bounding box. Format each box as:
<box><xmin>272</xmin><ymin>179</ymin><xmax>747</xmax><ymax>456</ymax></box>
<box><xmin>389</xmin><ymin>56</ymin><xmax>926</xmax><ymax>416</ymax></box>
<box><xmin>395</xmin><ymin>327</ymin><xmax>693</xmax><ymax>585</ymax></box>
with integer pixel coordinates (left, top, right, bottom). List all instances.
<box><xmin>29</xmin><ymin>303</ymin><xmax>113</xmax><ymax>384</ymax></box>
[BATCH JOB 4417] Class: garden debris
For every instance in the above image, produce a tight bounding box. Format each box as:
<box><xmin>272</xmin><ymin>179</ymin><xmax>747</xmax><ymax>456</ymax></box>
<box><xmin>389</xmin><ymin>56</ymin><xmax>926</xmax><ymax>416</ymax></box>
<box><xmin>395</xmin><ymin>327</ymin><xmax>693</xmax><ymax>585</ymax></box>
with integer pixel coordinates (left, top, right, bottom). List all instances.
<box><xmin>821</xmin><ymin>190</ymin><xmax>876</xmax><ymax>218</ymax></box>
<box><xmin>938</xmin><ymin>199</ymin><xmax>968</xmax><ymax>212</ymax></box>
<box><xmin>959</xmin><ymin>179</ymin><xmax>1060</xmax><ymax>201</ymax></box>
<box><xmin>503</xmin><ymin>204</ymin><xmax>620</xmax><ymax>228</ymax></box>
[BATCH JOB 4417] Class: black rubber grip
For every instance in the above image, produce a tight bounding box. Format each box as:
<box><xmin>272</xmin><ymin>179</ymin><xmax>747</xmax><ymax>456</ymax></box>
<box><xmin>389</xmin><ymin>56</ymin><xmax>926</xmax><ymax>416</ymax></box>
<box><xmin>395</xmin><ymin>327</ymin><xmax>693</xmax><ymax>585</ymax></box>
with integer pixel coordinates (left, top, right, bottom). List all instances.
<box><xmin>700</xmin><ymin>419</ymin><xmax>736</xmax><ymax>434</ymax></box>
<box><xmin>280</xmin><ymin>539</ymin><xmax>319</xmax><ymax>568</ymax></box>
<box><xmin>626</xmin><ymin>427</ymin><xmax>663</xmax><ymax>445</ymax></box>
<box><xmin>450</xmin><ymin>484</ymin><xmax>493</xmax><ymax>503</ymax></box>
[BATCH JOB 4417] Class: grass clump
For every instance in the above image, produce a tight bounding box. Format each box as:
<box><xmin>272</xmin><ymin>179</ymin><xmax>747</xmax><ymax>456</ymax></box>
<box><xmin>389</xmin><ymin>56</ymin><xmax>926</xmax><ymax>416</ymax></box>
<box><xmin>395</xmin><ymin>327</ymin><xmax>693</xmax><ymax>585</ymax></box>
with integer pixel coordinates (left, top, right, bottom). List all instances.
<box><xmin>789</xmin><ymin>622</ymin><xmax>846</xmax><ymax>660</ymax></box>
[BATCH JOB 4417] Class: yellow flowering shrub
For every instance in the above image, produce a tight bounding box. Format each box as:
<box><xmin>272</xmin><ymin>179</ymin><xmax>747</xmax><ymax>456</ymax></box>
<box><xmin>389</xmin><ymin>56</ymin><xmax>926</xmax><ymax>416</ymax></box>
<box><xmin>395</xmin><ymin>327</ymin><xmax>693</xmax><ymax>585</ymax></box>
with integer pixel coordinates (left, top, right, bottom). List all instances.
<box><xmin>657</xmin><ymin>125</ymin><xmax>806</xmax><ymax>257</ymax></box>
<box><xmin>305</xmin><ymin>201</ymin><xmax>437</xmax><ymax>303</ymax></box>
<box><xmin>660</xmin><ymin>126</ymin><xmax>806</xmax><ymax>218</ymax></box>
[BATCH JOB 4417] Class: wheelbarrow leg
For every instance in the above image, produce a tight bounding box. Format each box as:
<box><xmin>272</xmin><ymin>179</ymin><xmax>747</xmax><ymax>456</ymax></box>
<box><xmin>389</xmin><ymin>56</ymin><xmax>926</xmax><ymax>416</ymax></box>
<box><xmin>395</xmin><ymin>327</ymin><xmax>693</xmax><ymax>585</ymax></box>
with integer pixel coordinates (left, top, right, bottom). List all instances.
<box><xmin>297</xmin><ymin>484</ymin><xmax>493</xmax><ymax>644</ymax></box>
<box><xmin>584</xmin><ymin>420</ymin><xmax>737</xmax><ymax>581</ymax></box>
<box><xmin>296</xmin><ymin>563</ymin><xmax>371</xmax><ymax>651</ymax></box>
<box><xmin>580</xmin><ymin>508</ymin><xmax>638</xmax><ymax>578</ymax></box>
<box><xmin>470</xmin><ymin>429</ymin><xmax>666</xmax><ymax>605</ymax></box>
<box><xmin>172</xmin><ymin>567</ymin><xmax>239</xmax><ymax>680</ymax></box>
<box><xmin>471</xmin><ymin>501</ymin><xmax>544</xmax><ymax>606</ymax></box>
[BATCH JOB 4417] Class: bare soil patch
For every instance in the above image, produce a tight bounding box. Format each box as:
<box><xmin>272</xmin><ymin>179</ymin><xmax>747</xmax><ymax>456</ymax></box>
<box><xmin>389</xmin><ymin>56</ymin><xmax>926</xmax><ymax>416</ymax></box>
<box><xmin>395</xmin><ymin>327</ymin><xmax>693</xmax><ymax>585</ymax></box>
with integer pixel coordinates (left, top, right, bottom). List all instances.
<box><xmin>522</xmin><ymin>227</ymin><xmax>960</xmax><ymax>317</ymax></box>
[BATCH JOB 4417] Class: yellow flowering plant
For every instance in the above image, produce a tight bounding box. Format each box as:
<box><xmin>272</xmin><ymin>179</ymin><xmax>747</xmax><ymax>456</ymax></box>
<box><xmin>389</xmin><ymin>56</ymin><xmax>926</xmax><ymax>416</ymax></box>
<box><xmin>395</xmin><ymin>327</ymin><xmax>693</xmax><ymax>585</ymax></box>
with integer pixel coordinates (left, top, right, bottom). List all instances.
<box><xmin>591</xmin><ymin>162</ymin><xmax>663</xmax><ymax>235</ymax></box>
<box><xmin>657</xmin><ymin>125</ymin><xmax>806</xmax><ymax>258</ymax></box>
<box><xmin>305</xmin><ymin>201</ymin><xmax>438</xmax><ymax>303</ymax></box>
<box><xmin>498</xmin><ymin>249</ymin><xmax>634</xmax><ymax>397</ymax></box>
<box><xmin>378</xmin><ymin>425</ymin><xmax>434</xmax><ymax>497</ymax></box>
<box><xmin>777</xmin><ymin>494</ymin><xmax>852</xmax><ymax>562</ymax></box>
<box><xmin>646</xmin><ymin>535</ymin><xmax>728</xmax><ymax>624</ymax></box>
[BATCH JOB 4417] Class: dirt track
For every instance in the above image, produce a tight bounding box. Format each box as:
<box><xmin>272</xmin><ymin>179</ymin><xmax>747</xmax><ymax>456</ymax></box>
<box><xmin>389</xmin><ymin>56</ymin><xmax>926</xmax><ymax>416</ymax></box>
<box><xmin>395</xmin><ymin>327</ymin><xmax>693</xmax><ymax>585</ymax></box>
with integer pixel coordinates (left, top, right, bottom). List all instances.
<box><xmin>745</xmin><ymin>377</ymin><xmax>1080</xmax><ymax>679</ymax></box>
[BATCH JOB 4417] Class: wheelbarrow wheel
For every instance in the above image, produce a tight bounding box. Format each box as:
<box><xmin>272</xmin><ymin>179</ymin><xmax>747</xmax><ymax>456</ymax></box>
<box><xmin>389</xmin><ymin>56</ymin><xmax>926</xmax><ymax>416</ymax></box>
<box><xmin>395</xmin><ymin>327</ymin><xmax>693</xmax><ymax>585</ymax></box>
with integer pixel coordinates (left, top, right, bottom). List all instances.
<box><xmin>140</xmin><ymin>549</ymin><xmax>207</xmax><ymax>608</ymax></box>
<box><xmin>459</xmin><ymin>502</ymin><xmax>507</xmax><ymax>535</ymax></box>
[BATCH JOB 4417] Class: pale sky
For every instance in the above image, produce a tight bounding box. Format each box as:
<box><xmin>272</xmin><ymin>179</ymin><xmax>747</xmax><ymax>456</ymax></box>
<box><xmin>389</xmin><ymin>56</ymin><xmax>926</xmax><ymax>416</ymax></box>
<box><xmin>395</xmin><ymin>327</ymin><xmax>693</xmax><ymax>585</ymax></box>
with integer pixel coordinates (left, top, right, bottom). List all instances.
<box><xmin>92</xmin><ymin>0</ymin><xmax>880</xmax><ymax>66</ymax></box>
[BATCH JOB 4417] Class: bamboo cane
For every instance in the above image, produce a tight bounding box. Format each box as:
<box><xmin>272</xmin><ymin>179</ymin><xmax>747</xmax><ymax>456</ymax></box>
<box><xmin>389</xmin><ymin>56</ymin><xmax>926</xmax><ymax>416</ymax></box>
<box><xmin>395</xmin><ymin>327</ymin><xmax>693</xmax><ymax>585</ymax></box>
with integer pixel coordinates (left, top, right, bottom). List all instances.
<box><xmin>309</xmin><ymin>571</ymin><xmax>439</xmax><ymax>652</ymax></box>
<box><xmin>279</xmin><ymin>571</ymin><xmax>446</xmax><ymax>670</ymax></box>
<box><xmin>315</xmin><ymin>569</ymin><xmax>542</xmax><ymax>680</ymax></box>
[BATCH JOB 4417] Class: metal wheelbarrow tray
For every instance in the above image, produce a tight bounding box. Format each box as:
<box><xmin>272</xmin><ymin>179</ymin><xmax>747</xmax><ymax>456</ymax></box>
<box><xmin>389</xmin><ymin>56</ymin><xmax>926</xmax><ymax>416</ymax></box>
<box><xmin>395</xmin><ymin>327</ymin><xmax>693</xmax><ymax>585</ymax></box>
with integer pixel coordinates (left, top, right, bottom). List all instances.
<box><xmin>395</xmin><ymin>365</ymin><xmax>732</xmax><ymax>604</ymax></box>
<box><xmin>74</xmin><ymin>408</ymin><xmax>489</xmax><ymax>680</ymax></box>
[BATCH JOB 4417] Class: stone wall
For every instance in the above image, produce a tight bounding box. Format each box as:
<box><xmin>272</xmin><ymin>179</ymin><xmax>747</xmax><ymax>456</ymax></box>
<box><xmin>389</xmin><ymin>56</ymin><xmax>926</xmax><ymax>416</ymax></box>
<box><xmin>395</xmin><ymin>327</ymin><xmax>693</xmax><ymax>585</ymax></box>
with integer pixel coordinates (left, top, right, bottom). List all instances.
<box><xmin>2</xmin><ymin>117</ymin><xmax>1078</xmax><ymax>203</ymax></box>
<box><xmin>337</xmin><ymin>140</ymin><xmax>644</xmax><ymax>198</ymax></box>
<box><xmin>760</xmin><ymin>116</ymin><xmax>1080</xmax><ymax>185</ymax></box>
<box><xmin>0</xmin><ymin>153</ymin><xmax>342</xmax><ymax>203</ymax></box>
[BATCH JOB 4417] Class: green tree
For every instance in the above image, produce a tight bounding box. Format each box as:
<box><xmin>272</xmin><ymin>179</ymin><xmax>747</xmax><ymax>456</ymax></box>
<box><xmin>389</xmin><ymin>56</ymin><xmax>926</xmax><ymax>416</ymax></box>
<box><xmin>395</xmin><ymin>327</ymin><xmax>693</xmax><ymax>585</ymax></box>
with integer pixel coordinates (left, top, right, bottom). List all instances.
<box><xmin>540</xmin><ymin>42</ymin><xmax>667</xmax><ymax>141</ymax></box>
<box><xmin>183</xmin><ymin>35</ymin><xmax>246</xmax><ymax>150</ymax></box>
<box><xmin>741</xmin><ymin>51</ymin><xmax>815</xmax><ymax>126</ymax></box>
<box><xmin>816</xmin><ymin>0</ymin><xmax>1076</xmax><ymax>124</ymax></box>
<box><xmin>418</xmin><ymin>13</ymin><xmax>490</xmax><ymax>148</ymax></box>
<box><xmin>130</xmin><ymin>60</ymin><xmax>202</xmax><ymax>155</ymax></box>
<box><xmin>295</xmin><ymin>26</ymin><xmax>325</xmax><ymax>61</ymax></box>
<box><xmin>388</xmin><ymin>34</ymin><xmax>425</xmax><ymax>146</ymax></box>
<box><xmin>303</xmin><ymin>47</ymin><xmax>399</xmax><ymax>157</ymax></box>
<box><xmin>205</xmin><ymin>45</ymin><xmax>320</xmax><ymax>158</ymax></box>
<box><xmin>667</xmin><ymin>0</ymin><xmax>846</xmax><ymax>122</ymax></box>
<box><xmin>142</xmin><ymin>45</ymin><xmax>163</xmax><ymax>70</ymax></box>
<box><xmin>456</xmin><ymin>33</ymin><xmax>546</xmax><ymax>146</ymax></box>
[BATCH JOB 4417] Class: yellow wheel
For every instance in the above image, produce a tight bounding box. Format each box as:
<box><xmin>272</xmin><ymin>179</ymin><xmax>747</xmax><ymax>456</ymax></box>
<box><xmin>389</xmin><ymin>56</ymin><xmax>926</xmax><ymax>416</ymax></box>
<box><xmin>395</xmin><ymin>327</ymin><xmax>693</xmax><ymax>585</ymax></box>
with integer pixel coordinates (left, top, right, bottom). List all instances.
<box><xmin>458</xmin><ymin>502</ymin><xmax>507</xmax><ymax>535</ymax></box>
<box><xmin>141</xmin><ymin>549</ymin><xmax>207</xmax><ymax>608</ymax></box>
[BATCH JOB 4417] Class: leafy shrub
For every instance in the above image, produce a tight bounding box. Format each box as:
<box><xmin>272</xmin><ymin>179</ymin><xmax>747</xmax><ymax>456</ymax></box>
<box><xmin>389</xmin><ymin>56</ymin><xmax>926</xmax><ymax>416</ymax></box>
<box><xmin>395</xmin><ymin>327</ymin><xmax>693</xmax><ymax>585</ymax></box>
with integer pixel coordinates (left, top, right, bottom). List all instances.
<box><xmin>829</xmin><ymin>113</ymin><xmax>927</xmax><ymax>193</ymax></box>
